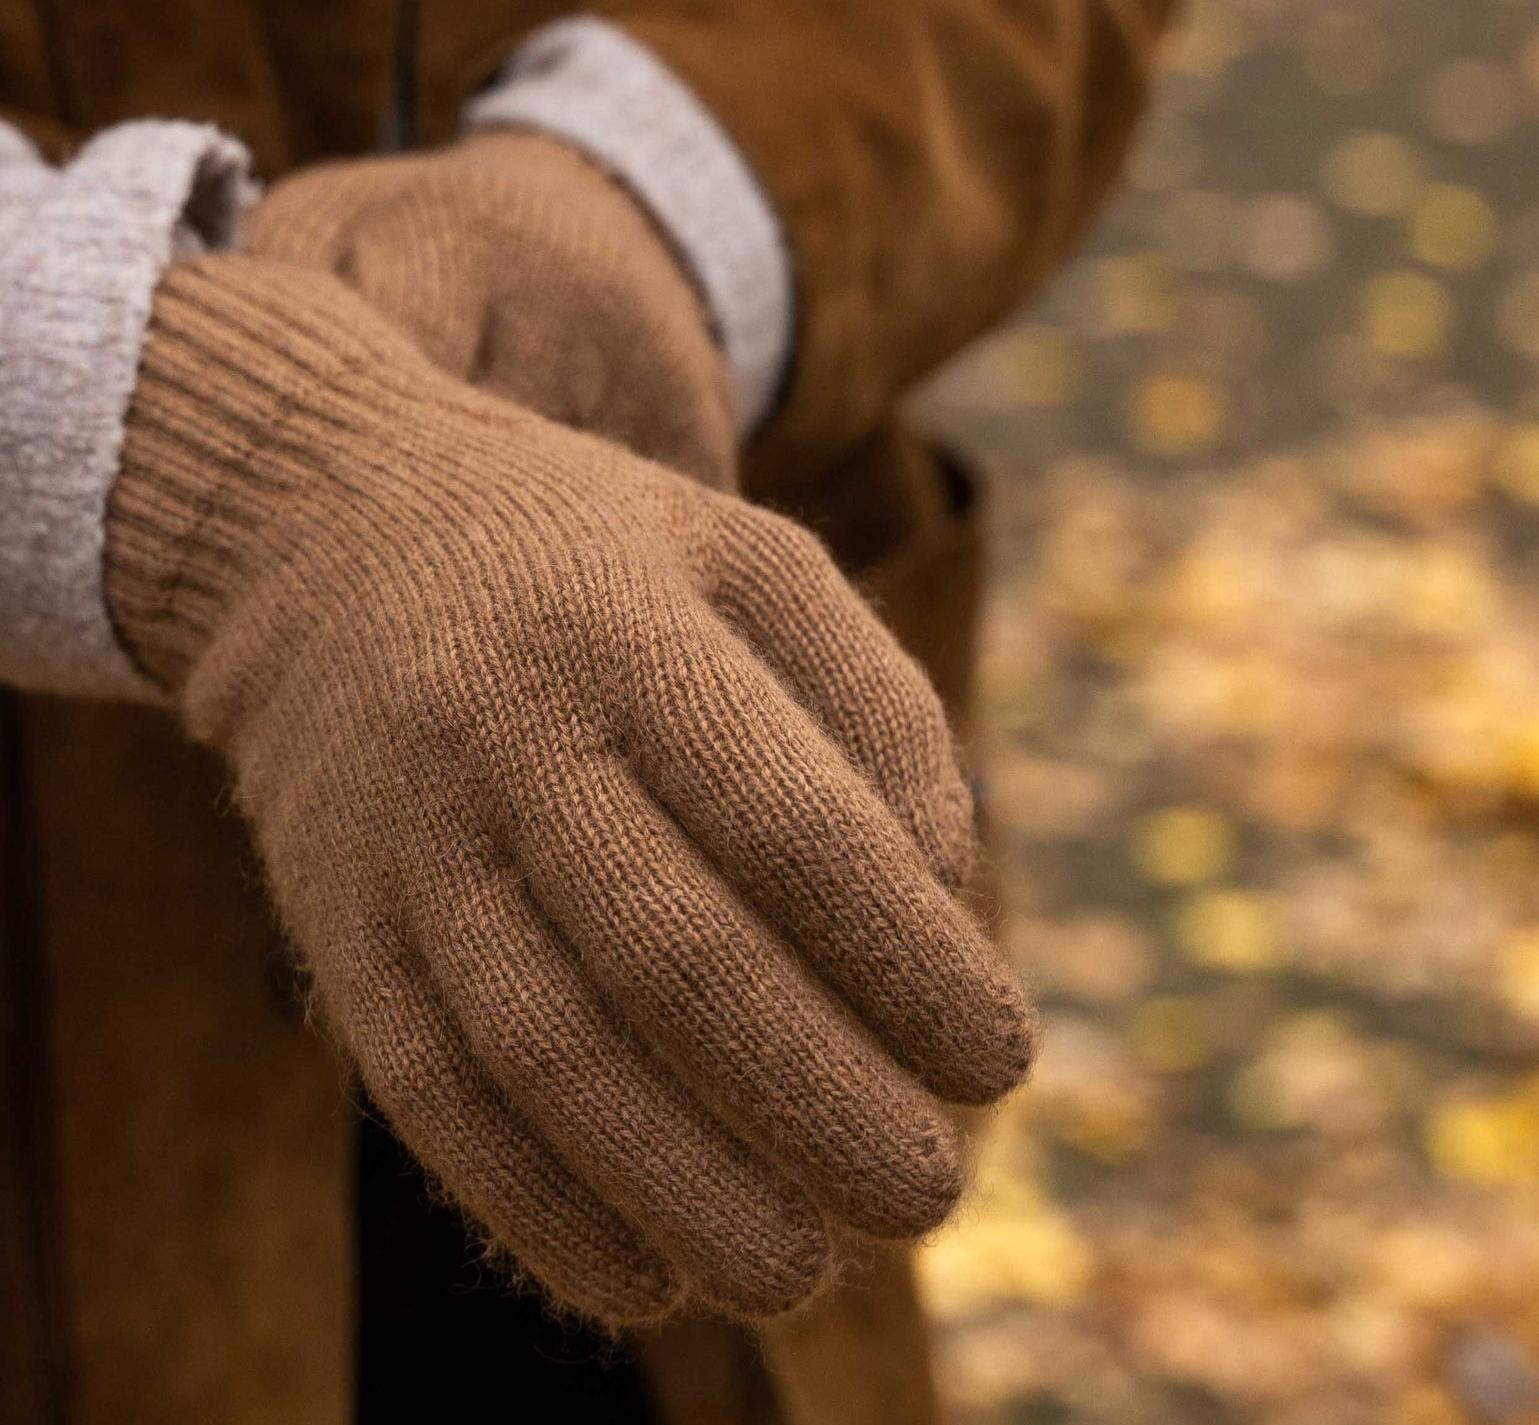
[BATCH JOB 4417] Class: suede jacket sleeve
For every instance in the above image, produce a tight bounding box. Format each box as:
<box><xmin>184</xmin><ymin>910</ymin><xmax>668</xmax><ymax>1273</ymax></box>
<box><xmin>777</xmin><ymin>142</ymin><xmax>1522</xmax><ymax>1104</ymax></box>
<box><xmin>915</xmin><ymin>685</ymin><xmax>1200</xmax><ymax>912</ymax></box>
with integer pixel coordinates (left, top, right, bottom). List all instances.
<box><xmin>594</xmin><ymin>0</ymin><xmax>1179</xmax><ymax>469</ymax></box>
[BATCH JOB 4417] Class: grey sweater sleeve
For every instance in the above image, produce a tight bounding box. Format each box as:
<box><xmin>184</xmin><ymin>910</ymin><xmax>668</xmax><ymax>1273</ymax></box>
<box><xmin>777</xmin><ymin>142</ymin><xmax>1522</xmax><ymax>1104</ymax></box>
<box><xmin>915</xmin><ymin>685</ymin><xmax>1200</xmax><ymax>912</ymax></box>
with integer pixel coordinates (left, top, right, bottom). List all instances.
<box><xmin>0</xmin><ymin>119</ymin><xmax>254</xmax><ymax>700</ymax></box>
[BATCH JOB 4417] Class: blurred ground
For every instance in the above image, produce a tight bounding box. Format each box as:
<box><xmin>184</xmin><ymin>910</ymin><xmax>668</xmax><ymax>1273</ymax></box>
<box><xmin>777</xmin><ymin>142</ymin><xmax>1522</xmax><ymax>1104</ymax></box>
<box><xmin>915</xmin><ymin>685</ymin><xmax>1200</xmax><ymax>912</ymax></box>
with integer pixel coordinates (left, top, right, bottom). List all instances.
<box><xmin>912</xmin><ymin>2</ymin><xmax>1539</xmax><ymax>1422</ymax></box>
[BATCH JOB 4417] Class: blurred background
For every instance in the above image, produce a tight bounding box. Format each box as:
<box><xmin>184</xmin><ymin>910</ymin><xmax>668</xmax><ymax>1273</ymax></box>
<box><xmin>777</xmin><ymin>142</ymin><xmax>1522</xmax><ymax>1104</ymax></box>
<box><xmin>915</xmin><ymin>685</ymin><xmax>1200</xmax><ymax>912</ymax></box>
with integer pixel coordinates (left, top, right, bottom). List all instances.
<box><xmin>911</xmin><ymin>1</ymin><xmax>1539</xmax><ymax>1422</ymax></box>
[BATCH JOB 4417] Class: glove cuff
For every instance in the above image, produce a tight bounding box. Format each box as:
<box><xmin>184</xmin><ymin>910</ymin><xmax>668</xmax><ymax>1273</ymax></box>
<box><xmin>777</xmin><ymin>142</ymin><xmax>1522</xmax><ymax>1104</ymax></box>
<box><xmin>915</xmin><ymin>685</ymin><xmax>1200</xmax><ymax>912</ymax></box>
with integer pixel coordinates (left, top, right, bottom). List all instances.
<box><xmin>466</xmin><ymin>17</ymin><xmax>792</xmax><ymax>436</ymax></box>
<box><xmin>107</xmin><ymin>254</ymin><xmax>461</xmax><ymax>691</ymax></box>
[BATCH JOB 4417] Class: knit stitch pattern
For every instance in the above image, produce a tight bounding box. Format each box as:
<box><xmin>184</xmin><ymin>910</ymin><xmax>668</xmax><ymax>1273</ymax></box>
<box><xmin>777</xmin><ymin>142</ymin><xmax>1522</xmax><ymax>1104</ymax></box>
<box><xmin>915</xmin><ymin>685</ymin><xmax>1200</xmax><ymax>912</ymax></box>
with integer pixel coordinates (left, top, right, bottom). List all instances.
<box><xmin>106</xmin><ymin>255</ymin><xmax>1036</xmax><ymax>1325</ymax></box>
<box><xmin>246</xmin><ymin>129</ymin><xmax>736</xmax><ymax>490</ymax></box>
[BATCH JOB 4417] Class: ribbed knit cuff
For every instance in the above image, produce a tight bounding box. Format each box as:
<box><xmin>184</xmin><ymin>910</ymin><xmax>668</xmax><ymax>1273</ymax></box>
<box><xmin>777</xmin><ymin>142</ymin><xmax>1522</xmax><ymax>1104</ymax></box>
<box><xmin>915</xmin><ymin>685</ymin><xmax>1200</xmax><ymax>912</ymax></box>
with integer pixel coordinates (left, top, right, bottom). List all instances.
<box><xmin>464</xmin><ymin>16</ymin><xmax>793</xmax><ymax>437</ymax></box>
<box><xmin>0</xmin><ymin>119</ymin><xmax>255</xmax><ymax>700</ymax></box>
<box><xmin>108</xmin><ymin>257</ymin><xmax>474</xmax><ymax>691</ymax></box>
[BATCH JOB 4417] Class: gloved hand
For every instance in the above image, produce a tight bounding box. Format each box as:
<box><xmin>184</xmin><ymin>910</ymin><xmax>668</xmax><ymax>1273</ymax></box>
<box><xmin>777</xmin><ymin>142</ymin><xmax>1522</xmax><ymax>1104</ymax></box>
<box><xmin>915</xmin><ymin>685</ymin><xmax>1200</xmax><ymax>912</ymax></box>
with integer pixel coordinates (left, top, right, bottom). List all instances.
<box><xmin>104</xmin><ymin>254</ymin><xmax>1035</xmax><ymax>1326</ymax></box>
<box><xmin>246</xmin><ymin>131</ymin><xmax>736</xmax><ymax>489</ymax></box>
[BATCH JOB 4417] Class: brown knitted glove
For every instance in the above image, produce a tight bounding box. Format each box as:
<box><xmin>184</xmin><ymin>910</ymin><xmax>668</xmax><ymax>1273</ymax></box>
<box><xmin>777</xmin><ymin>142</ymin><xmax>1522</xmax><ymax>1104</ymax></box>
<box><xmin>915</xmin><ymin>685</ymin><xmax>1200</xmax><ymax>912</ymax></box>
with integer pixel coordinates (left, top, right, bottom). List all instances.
<box><xmin>246</xmin><ymin>131</ymin><xmax>736</xmax><ymax>489</ymax></box>
<box><xmin>105</xmin><ymin>254</ymin><xmax>1035</xmax><ymax>1326</ymax></box>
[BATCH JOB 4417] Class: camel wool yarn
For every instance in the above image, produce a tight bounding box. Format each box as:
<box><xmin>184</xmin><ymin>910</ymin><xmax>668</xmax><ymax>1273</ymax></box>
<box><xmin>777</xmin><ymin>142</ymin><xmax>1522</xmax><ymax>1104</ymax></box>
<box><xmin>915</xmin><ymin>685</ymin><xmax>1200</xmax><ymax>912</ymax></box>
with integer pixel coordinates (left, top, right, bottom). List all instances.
<box><xmin>104</xmin><ymin>254</ymin><xmax>1036</xmax><ymax>1325</ymax></box>
<box><xmin>246</xmin><ymin>130</ymin><xmax>738</xmax><ymax>489</ymax></box>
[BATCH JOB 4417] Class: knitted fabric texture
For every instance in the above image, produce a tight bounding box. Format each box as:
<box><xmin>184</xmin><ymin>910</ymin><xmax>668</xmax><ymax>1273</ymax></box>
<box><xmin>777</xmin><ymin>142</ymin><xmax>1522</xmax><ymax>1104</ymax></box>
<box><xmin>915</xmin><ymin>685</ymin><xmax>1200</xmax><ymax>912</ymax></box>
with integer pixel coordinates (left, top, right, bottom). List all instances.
<box><xmin>105</xmin><ymin>255</ymin><xmax>1035</xmax><ymax>1325</ymax></box>
<box><xmin>247</xmin><ymin>130</ymin><xmax>735</xmax><ymax>490</ymax></box>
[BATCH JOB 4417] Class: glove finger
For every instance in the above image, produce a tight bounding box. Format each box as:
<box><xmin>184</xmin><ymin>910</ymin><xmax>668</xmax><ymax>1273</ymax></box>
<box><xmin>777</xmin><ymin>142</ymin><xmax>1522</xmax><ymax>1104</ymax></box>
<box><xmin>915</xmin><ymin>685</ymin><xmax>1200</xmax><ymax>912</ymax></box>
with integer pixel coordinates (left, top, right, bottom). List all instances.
<box><xmin>344</xmin><ymin>184</ymin><xmax>494</xmax><ymax>379</ymax></box>
<box><xmin>472</xmin><ymin>248</ymin><xmax>738</xmax><ymax>491</ymax></box>
<box><xmin>244</xmin><ymin>158</ymin><xmax>410</xmax><ymax>269</ymax></box>
<box><xmin>515</xmin><ymin>749</ymin><xmax>968</xmax><ymax>1239</ymax></box>
<box><xmin>406</xmin><ymin>825</ymin><xmax>831</xmax><ymax>1319</ymax></box>
<box><xmin>250</xmin><ymin>161</ymin><xmax>486</xmax><ymax>377</ymax></box>
<box><xmin>706</xmin><ymin>502</ymin><xmax>978</xmax><ymax>888</ymax></box>
<box><xmin>316</xmin><ymin>921</ymin><xmax>681</xmax><ymax>1325</ymax></box>
<box><xmin>623</xmin><ymin>596</ymin><xmax>1037</xmax><ymax>1108</ymax></box>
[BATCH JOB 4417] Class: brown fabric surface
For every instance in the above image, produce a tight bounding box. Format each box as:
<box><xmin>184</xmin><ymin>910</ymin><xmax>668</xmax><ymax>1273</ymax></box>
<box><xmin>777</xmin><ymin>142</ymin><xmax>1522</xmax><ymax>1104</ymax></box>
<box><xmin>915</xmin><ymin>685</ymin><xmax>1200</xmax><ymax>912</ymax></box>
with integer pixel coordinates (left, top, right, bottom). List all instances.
<box><xmin>0</xmin><ymin>0</ymin><xmax>396</xmax><ymax>172</ymax></box>
<box><xmin>640</xmin><ymin>1316</ymin><xmax>783</xmax><ymax>1425</ymax></box>
<box><xmin>409</xmin><ymin>0</ymin><xmax>1179</xmax><ymax>469</ymax></box>
<box><xmin>19</xmin><ymin>695</ymin><xmax>352</xmax><ymax>1425</ymax></box>
<box><xmin>246</xmin><ymin>129</ymin><xmax>735</xmax><ymax>489</ymax></box>
<box><xmin>103</xmin><ymin>252</ymin><xmax>1034</xmax><ymax>1326</ymax></box>
<box><xmin>756</xmin><ymin>421</ymin><xmax>985</xmax><ymax>723</ymax></box>
<box><xmin>0</xmin><ymin>692</ymin><xmax>67</xmax><ymax>1425</ymax></box>
<box><xmin>1</xmin><ymin>415</ymin><xmax>986</xmax><ymax>1425</ymax></box>
<box><xmin>760</xmin><ymin>1243</ymin><xmax>939</xmax><ymax>1425</ymax></box>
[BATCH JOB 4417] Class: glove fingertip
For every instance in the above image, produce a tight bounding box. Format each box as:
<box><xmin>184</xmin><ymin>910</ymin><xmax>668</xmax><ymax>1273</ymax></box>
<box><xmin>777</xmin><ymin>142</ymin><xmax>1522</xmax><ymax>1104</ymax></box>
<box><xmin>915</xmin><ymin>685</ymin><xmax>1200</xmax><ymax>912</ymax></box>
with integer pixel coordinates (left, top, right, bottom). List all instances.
<box><xmin>939</xmin><ymin>985</ymin><xmax>1040</xmax><ymax>1108</ymax></box>
<box><xmin>690</xmin><ymin>1197</ymin><xmax>833</xmax><ymax>1322</ymax></box>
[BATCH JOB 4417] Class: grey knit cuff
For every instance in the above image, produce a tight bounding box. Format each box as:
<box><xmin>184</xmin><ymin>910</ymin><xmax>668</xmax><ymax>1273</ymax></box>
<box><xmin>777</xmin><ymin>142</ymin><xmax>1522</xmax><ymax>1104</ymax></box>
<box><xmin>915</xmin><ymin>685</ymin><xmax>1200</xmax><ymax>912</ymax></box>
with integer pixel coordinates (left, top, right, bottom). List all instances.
<box><xmin>0</xmin><ymin>119</ymin><xmax>255</xmax><ymax>700</ymax></box>
<box><xmin>464</xmin><ymin>16</ymin><xmax>793</xmax><ymax>436</ymax></box>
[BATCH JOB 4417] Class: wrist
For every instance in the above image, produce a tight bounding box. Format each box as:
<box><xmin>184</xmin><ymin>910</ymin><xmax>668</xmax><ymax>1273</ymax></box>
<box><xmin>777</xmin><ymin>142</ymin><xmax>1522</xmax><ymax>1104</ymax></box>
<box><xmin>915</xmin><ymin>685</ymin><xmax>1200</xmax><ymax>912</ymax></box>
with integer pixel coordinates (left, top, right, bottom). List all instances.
<box><xmin>440</xmin><ymin>127</ymin><xmax>737</xmax><ymax>488</ymax></box>
<box><xmin>450</xmin><ymin>127</ymin><xmax>724</xmax><ymax>365</ymax></box>
<box><xmin>465</xmin><ymin>16</ymin><xmax>793</xmax><ymax>436</ymax></box>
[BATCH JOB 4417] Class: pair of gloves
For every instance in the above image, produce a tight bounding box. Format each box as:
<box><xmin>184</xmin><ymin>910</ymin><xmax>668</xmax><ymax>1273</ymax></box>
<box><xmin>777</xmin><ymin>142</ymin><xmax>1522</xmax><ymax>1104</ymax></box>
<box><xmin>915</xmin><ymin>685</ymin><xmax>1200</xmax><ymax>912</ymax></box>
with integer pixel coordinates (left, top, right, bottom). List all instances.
<box><xmin>107</xmin><ymin>130</ymin><xmax>1035</xmax><ymax>1324</ymax></box>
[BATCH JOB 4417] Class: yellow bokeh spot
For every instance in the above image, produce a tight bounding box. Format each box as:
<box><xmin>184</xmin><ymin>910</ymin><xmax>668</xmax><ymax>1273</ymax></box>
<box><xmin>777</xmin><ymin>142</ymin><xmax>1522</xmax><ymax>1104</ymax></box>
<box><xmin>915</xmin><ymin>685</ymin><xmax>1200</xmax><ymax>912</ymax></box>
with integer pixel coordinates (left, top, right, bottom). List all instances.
<box><xmin>1398</xmin><ymin>547</ymin><xmax>1496</xmax><ymax>635</ymax></box>
<box><xmin>1409</xmin><ymin>184</ymin><xmax>1496</xmax><ymax>270</ymax></box>
<box><xmin>1129</xmin><ymin>374</ymin><xmax>1227</xmax><ymax>457</ymax></box>
<box><xmin>970</xmin><ymin>326</ymin><xmax>1084</xmax><ymax>408</ymax></box>
<box><xmin>1423</xmin><ymin>58</ymin><xmax>1519</xmax><ymax>146</ymax></box>
<box><xmin>1093</xmin><ymin>255</ymin><xmax>1177</xmax><ymax>333</ymax></box>
<box><xmin>1174</xmin><ymin>888</ymin><xmax>1280</xmax><ymax>973</ymax></box>
<box><xmin>1373</xmin><ymin>1225</ymin><xmax>1478</xmax><ymax>1309</ymax></box>
<box><xmin>1361</xmin><ymin>271</ymin><xmax>1452</xmax><ymax>358</ymax></box>
<box><xmin>1012</xmin><ymin>328</ymin><xmax>1082</xmax><ymax>407</ymax></box>
<box><xmin>1130</xmin><ymin>996</ymin><xmax>1213</xmax><ymax>1073</ymax></box>
<box><xmin>1492</xmin><ymin>424</ymin><xmax>1539</xmax><ymax>504</ymax></box>
<box><xmin>1059</xmin><ymin>1089</ymin><xmax>1151</xmax><ymax>1164</ymax></box>
<box><xmin>1425</xmin><ymin>1095</ymin><xmax>1539</xmax><ymax>1187</ymax></box>
<box><xmin>1415</xmin><ymin>680</ymin><xmax>1511</xmax><ymax>797</ymax></box>
<box><xmin>918</xmin><ymin>1203</ymin><xmax>1095</xmax><ymax>1315</ymax></box>
<box><xmin>1131</xmin><ymin>806</ymin><xmax>1236</xmax><ymax>886</ymax></box>
<box><xmin>1214</xmin><ymin>653</ymin><xmax>1290</xmax><ymax>735</ymax></box>
<box><xmin>1502</xmin><ymin>720</ymin><xmax>1539</xmax><ymax>800</ymax></box>
<box><xmin>1322</xmin><ymin>132</ymin><xmax>1422</xmax><ymax>217</ymax></box>
<box><xmin>1167</xmin><ymin>0</ymin><xmax>1248</xmax><ymax>79</ymax></box>
<box><xmin>1391</xmin><ymin>1385</ymin><xmax>1469</xmax><ymax>1425</ymax></box>
<box><xmin>1243</xmin><ymin>192</ymin><xmax>1334</xmax><ymax>281</ymax></box>
<box><xmin>1163</xmin><ymin>548</ymin><xmax>1260</xmax><ymax>628</ymax></box>
<box><xmin>1499</xmin><ymin>930</ymin><xmax>1539</xmax><ymax>1021</ymax></box>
